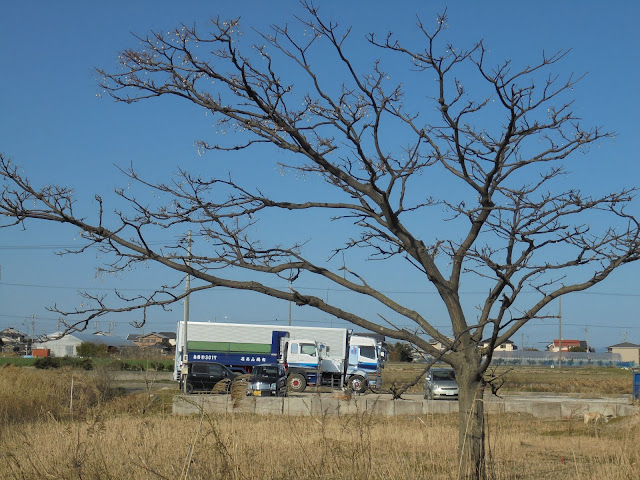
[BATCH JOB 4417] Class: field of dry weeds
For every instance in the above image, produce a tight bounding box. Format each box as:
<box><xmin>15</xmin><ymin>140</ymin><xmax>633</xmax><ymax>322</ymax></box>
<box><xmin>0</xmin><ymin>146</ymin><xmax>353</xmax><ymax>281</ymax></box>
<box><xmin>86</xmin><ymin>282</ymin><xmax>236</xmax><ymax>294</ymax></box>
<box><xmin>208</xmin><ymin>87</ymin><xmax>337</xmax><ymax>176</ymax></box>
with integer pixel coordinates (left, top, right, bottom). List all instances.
<box><xmin>1</xmin><ymin>364</ymin><xmax>638</xmax><ymax>479</ymax></box>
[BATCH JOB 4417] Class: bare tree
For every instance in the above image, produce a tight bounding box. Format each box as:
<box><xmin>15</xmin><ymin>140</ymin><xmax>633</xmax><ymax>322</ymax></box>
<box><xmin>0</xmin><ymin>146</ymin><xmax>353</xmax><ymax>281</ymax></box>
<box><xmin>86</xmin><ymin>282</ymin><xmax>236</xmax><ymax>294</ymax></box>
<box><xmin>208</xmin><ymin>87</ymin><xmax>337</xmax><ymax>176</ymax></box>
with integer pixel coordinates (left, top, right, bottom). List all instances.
<box><xmin>2</xmin><ymin>5</ymin><xmax>639</xmax><ymax>478</ymax></box>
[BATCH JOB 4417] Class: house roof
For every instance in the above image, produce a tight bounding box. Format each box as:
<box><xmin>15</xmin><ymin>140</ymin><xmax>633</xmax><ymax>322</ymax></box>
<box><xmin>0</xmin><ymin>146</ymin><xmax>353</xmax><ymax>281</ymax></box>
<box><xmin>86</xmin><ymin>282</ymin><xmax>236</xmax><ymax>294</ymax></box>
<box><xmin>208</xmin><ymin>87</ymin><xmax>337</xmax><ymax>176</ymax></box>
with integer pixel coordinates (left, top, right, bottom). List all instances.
<box><xmin>481</xmin><ymin>339</ymin><xmax>515</xmax><ymax>344</ymax></box>
<box><xmin>607</xmin><ymin>342</ymin><xmax>640</xmax><ymax>349</ymax></box>
<box><xmin>156</xmin><ymin>331</ymin><xmax>177</xmax><ymax>339</ymax></box>
<box><xmin>134</xmin><ymin>331</ymin><xmax>176</xmax><ymax>340</ymax></box>
<box><xmin>0</xmin><ymin>327</ymin><xmax>27</xmax><ymax>338</ymax></box>
<box><xmin>552</xmin><ymin>339</ymin><xmax>584</xmax><ymax>344</ymax></box>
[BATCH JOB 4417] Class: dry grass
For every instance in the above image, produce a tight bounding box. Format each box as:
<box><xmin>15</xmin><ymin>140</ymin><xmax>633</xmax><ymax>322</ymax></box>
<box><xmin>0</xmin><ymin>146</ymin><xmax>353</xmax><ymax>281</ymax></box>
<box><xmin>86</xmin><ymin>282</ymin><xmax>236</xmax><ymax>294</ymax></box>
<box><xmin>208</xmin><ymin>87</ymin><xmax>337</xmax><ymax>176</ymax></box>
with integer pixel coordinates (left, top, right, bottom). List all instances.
<box><xmin>492</xmin><ymin>366</ymin><xmax>632</xmax><ymax>395</ymax></box>
<box><xmin>1</xmin><ymin>365</ymin><xmax>638</xmax><ymax>479</ymax></box>
<box><xmin>0</xmin><ymin>364</ymin><xmax>119</xmax><ymax>424</ymax></box>
<box><xmin>1</xmin><ymin>409</ymin><xmax>638</xmax><ymax>479</ymax></box>
<box><xmin>381</xmin><ymin>363</ymin><xmax>633</xmax><ymax>395</ymax></box>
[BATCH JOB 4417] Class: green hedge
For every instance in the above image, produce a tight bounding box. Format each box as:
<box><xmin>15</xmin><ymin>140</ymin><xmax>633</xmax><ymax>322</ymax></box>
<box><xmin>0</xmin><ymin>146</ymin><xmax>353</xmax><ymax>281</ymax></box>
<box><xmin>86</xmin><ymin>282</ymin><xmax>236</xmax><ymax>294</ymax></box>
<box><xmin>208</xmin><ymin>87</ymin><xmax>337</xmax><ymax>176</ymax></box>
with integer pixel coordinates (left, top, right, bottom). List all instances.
<box><xmin>34</xmin><ymin>356</ymin><xmax>94</xmax><ymax>370</ymax></box>
<box><xmin>1</xmin><ymin>356</ymin><xmax>174</xmax><ymax>371</ymax></box>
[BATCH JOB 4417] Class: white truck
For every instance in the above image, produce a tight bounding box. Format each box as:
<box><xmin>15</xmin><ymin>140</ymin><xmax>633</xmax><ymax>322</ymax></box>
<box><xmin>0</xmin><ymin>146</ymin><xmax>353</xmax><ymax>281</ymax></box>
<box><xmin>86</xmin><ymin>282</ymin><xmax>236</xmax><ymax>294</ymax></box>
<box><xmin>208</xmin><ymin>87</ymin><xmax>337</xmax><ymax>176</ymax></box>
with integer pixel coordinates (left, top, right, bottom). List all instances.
<box><xmin>173</xmin><ymin>321</ymin><xmax>384</xmax><ymax>393</ymax></box>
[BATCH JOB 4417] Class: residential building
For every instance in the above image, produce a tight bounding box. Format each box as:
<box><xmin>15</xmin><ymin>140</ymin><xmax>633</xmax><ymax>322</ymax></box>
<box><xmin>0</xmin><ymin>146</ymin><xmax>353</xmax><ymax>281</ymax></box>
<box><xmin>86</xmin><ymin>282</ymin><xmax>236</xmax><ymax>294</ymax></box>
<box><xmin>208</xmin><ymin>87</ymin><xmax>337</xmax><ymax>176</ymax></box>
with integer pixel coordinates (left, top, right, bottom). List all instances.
<box><xmin>428</xmin><ymin>337</ymin><xmax>454</xmax><ymax>352</ymax></box>
<box><xmin>126</xmin><ymin>333</ymin><xmax>141</xmax><ymax>342</ymax></box>
<box><xmin>607</xmin><ymin>342</ymin><xmax>640</xmax><ymax>364</ymax></box>
<box><xmin>546</xmin><ymin>339</ymin><xmax>593</xmax><ymax>352</ymax></box>
<box><xmin>0</xmin><ymin>327</ymin><xmax>29</xmax><ymax>354</ymax></box>
<box><xmin>480</xmin><ymin>339</ymin><xmax>518</xmax><ymax>351</ymax></box>
<box><xmin>132</xmin><ymin>331</ymin><xmax>176</xmax><ymax>349</ymax></box>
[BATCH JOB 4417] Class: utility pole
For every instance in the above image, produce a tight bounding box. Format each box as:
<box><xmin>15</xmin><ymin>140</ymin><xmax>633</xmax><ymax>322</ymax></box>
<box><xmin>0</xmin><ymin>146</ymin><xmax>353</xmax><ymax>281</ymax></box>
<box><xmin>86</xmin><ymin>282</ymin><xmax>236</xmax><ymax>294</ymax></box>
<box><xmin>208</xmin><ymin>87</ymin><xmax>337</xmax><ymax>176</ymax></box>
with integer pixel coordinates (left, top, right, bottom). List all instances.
<box><xmin>585</xmin><ymin>322</ymin><xmax>589</xmax><ymax>349</ymax></box>
<box><xmin>288</xmin><ymin>282</ymin><xmax>292</xmax><ymax>326</ymax></box>
<box><xmin>24</xmin><ymin>315</ymin><xmax>36</xmax><ymax>355</ymax></box>
<box><xmin>182</xmin><ymin>231</ymin><xmax>192</xmax><ymax>394</ymax></box>
<box><xmin>585</xmin><ymin>322</ymin><xmax>590</xmax><ymax>361</ymax></box>
<box><xmin>558</xmin><ymin>298</ymin><xmax>562</xmax><ymax>369</ymax></box>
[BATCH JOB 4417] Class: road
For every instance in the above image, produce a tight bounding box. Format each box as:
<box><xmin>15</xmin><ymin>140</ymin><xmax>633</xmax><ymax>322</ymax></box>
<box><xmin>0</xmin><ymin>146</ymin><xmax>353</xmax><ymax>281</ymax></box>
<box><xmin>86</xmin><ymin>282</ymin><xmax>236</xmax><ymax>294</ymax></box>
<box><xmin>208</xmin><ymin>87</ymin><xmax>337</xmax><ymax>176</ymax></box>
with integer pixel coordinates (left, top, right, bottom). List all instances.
<box><xmin>109</xmin><ymin>371</ymin><xmax>633</xmax><ymax>407</ymax></box>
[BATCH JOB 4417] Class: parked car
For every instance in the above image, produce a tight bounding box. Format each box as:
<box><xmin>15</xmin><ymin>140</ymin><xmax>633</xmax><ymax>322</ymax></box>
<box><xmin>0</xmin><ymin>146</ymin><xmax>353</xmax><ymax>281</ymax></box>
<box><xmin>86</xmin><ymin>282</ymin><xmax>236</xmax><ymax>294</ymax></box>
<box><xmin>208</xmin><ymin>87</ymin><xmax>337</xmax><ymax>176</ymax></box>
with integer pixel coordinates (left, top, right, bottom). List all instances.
<box><xmin>247</xmin><ymin>364</ymin><xmax>287</xmax><ymax>397</ymax></box>
<box><xmin>424</xmin><ymin>367</ymin><xmax>458</xmax><ymax>400</ymax></box>
<box><xmin>181</xmin><ymin>362</ymin><xmax>239</xmax><ymax>394</ymax></box>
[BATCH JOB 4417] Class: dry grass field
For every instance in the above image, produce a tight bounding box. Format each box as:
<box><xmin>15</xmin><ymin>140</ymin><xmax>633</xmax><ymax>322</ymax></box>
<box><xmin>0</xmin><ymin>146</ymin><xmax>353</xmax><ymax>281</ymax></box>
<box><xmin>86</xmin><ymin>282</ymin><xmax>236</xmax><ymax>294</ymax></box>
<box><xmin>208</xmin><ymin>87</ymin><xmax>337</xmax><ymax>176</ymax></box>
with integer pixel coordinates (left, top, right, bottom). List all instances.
<box><xmin>381</xmin><ymin>362</ymin><xmax>634</xmax><ymax>396</ymax></box>
<box><xmin>1</xmin><ymin>363</ymin><xmax>638</xmax><ymax>479</ymax></box>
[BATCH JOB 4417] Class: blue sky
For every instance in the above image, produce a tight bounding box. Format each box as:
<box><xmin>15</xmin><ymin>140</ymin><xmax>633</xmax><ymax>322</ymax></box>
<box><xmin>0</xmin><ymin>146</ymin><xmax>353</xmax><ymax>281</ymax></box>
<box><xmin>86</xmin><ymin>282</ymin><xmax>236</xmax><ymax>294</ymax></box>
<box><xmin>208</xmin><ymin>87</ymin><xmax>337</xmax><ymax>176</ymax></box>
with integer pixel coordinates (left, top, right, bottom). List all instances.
<box><xmin>1</xmin><ymin>1</ymin><xmax>639</xmax><ymax>351</ymax></box>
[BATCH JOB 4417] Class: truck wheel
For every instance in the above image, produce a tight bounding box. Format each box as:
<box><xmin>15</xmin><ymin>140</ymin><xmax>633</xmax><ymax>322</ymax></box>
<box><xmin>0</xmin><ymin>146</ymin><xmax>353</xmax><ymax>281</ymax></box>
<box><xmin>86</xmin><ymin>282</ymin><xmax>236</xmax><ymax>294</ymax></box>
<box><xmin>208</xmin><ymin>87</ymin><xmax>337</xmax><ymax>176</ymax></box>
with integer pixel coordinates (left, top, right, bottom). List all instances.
<box><xmin>348</xmin><ymin>375</ymin><xmax>367</xmax><ymax>393</ymax></box>
<box><xmin>185</xmin><ymin>382</ymin><xmax>194</xmax><ymax>394</ymax></box>
<box><xmin>288</xmin><ymin>373</ymin><xmax>307</xmax><ymax>393</ymax></box>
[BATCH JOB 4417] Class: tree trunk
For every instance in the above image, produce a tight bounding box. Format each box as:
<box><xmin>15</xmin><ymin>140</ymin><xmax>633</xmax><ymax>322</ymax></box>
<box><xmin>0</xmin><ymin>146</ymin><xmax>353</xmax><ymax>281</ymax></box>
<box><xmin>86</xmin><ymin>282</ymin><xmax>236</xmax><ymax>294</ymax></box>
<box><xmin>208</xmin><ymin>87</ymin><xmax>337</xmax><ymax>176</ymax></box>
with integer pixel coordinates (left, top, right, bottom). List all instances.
<box><xmin>456</xmin><ymin>367</ymin><xmax>486</xmax><ymax>480</ymax></box>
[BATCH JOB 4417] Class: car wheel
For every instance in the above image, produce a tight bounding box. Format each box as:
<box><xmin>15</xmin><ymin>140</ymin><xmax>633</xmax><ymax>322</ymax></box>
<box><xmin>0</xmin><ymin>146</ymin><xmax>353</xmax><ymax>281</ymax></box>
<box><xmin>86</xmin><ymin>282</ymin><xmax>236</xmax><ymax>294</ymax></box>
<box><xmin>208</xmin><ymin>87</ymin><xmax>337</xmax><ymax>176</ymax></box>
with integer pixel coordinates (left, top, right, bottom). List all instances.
<box><xmin>185</xmin><ymin>382</ymin><xmax>194</xmax><ymax>394</ymax></box>
<box><xmin>348</xmin><ymin>375</ymin><xmax>367</xmax><ymax>393</ymax></box>
<box><xmin>288</xmin><ymin>373</ymin><xmax>307</xmax><ymax>393</ymax></box>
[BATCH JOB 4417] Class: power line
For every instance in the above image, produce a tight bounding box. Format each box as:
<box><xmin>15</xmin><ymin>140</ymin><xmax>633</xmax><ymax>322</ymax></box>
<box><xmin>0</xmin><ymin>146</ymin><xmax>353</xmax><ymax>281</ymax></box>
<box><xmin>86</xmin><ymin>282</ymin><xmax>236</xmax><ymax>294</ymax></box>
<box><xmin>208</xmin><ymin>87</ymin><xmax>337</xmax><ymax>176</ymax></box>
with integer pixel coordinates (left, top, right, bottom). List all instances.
<box><xmin>0</xmin><ymin>240</ymin><xmax>180</xmax><ymax>251</ymax></box>
<box><xmin>2</xmin><ymin>280</ymin><xmax>639</xmax><ymax>297</ymax></box>
<box><xmin>1</xmin><ymin>311</ymin><xmax>638</xmax><ymax>331</ymax></box>
<box><xmin>0</xmin><ymin>282</ymin><xmax>156</xmax><ymax>292</ymax></box>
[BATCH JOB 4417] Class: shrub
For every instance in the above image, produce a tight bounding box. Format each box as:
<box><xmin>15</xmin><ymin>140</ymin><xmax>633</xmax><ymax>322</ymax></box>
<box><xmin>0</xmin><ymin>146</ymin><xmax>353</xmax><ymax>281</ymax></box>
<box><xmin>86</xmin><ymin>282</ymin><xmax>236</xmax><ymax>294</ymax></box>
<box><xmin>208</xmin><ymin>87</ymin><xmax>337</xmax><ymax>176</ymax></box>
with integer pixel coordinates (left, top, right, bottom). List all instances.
<box><xmin>77</xmin><ymin>341</ymin><xmax>110</xmax><ymax>358</ymax></box>
<box><xmin>34</xmin><ymin>357</ymin><xmax>61</xmax><ymax>369</ymax></box>
<box><xmin>387</xmin><ymin>342</ymin><xmax>414</xmax><ymax>362</ymax></box>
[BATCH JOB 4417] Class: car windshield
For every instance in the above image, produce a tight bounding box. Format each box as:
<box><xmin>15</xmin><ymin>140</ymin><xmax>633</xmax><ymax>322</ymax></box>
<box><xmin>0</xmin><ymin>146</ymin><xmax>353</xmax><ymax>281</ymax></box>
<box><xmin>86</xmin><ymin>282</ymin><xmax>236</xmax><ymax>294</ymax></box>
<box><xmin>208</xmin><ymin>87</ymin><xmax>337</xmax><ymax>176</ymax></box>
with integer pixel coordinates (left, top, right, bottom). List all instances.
<box><xmin>432</xmin><ymin>370</ymin><xmax>455</xmax><ymax>381</ymax></box>
<box><xmin>252</xmin><ymin>366</ymin><xmax>278</xmax><ymax>379</ymax></box>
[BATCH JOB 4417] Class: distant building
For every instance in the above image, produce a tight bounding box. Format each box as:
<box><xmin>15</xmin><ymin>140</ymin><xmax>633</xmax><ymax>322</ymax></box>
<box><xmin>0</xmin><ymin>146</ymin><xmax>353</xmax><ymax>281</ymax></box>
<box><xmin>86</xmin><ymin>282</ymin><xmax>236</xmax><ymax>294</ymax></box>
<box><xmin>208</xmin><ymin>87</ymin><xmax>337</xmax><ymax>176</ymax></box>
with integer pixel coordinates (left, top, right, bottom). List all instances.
<box><xmin>409</xmin><ymin>337</ymin><xmax>456</xmax><ymax>362</ymax></box>
<box><xmin>126</xmin><ymin>333</ymin><xmax>141</xmax><ymax>342</ymax></box>
<box><xmin>0</xmin><ymin>327</ymin><xmax>29</xmax><ymax>354</ymax></box>
<box><xmin>481</xmin><ymin>339</ymin><xmax>518</xmax><ymax>351</ymax></box>
<box><xmin>427</xmin><ymin>337</ymin><xmax>454</xmax><ymax>352</ymax></box>
<box><xmin>607</xmin><ymin>342</ymin><xmax>640</xmax><ymax>364</ymax></box>
<box><xmin>546</xmin><ymin>339</ymin><xmax>593</xmax><ymax>352</ymax></box>
<box><xmin>132</xmin><ymin>331</ymin><xmax>176</xmax><ymax>349</ymax></box>
<box><xmin>33</xmin><ymin>332</ymin><xmax>83</xmax><ymax>357</ymax></box>
<box><xmin>33</xmin><ymin>331</ymin><xmax>129</xmax><ymax>357</ymax></box>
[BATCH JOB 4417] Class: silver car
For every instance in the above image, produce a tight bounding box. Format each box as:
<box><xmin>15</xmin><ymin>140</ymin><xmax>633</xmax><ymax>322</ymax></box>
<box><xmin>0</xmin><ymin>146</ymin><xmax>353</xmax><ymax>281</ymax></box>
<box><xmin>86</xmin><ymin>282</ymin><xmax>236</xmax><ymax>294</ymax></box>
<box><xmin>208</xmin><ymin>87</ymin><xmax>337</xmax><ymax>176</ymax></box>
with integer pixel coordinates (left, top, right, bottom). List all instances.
<box><xmin>424</xmin><ymin>368</ymin><xmax>458</xmax><ymax>400</ymax></box>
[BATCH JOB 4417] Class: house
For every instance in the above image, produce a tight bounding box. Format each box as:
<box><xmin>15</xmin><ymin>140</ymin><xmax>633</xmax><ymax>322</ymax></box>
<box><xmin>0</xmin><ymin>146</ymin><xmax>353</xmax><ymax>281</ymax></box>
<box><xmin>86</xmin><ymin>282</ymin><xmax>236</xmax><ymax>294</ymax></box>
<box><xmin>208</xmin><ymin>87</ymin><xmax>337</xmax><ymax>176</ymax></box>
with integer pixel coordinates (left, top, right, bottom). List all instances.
<box><xmin>132</xmin><ymin>331</ymin><xmax>176</xmax><ymax>349</ymax></box>
<box><xmin>481</xmin><ymin>339</ymin><xmax>518</xmax><ymax>351</ymax></box>
<box><xmin>607</xmin><ymin>342</ymin><xmax>640</xmax><ymax>364</ymax></box>
<box><xmin>0</xmin><ymin>327</ymin><xmax>29</xmax><ymax>354</ymax></box>
<box><xmin>427</xmin><ymin>337</ymin><xmax>454</xmax><ymax>352</ymax></box>
<box><xmin>546</xmin><ymin>339</ymin><xmax>593</xmax><ymax>352</ymax></box>
<box><xmin>408</xmin><ymin>337</ymin><xmax>457</xmax><ymax>361</ymax></box>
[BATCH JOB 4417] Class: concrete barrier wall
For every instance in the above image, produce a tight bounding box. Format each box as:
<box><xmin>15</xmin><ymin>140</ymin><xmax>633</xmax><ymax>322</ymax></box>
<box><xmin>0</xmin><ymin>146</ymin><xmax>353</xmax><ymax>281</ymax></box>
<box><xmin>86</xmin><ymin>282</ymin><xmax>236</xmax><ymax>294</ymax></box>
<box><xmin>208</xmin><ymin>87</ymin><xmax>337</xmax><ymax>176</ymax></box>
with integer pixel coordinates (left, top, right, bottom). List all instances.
<box><xmin>173</xmin><ymin>394</ymin><xmax>639</xmax><ymax>419</ymax></box>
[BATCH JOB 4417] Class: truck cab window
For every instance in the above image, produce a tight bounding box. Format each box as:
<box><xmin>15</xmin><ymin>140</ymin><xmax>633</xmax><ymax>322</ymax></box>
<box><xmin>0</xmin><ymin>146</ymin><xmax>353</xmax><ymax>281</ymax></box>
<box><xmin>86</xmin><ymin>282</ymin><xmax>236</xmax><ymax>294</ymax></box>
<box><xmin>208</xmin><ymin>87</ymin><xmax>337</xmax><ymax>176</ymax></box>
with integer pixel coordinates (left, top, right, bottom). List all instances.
<box><xmin>300</xmin><ymin>344</ymin><xmax>317</xmax><ymax>356</ymax></box>
<box><xmin>359</xmin><ymin>346</ymin><xmax>376</xmax><ymax>360</ymax></box>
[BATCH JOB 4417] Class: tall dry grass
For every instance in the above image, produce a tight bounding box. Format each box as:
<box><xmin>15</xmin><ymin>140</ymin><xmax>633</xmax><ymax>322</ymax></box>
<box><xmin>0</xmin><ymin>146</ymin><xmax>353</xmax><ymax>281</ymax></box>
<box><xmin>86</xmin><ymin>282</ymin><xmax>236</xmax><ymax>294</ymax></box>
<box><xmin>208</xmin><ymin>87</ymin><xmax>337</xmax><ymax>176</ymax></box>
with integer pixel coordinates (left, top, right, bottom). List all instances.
<box><xmin>1</xmin><ymin>410</ymin><xmax>639</xmax><ymax>479</ymax></box>
<box><xmin>1</xmin><ymin>366</ymin><xmax>638</xmax><ymax>479</ymax></box>
<box><xmin>0</xmin><ymin>364</ymin><xmax>118</xmax><ymax>425</ymax></box>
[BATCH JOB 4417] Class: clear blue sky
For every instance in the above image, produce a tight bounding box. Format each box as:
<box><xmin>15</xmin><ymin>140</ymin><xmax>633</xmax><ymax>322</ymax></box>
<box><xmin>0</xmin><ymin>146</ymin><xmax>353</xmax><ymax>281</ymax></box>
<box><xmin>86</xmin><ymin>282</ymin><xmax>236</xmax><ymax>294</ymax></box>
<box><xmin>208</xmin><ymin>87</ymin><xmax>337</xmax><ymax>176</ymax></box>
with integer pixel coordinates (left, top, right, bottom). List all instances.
<box><xmin>1</xmin><ymin>1</ymin><xmax>639</xmax><ymax>351</ymax></box>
